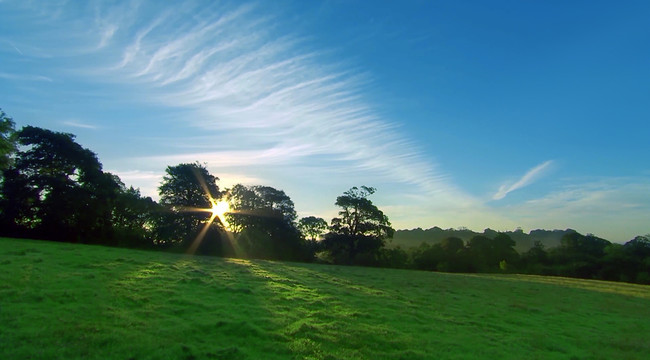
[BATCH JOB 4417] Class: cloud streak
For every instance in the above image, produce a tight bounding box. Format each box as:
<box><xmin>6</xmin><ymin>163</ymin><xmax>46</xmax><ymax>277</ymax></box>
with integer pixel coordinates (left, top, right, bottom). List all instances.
<box><xmin>63</xmin><ymin>121</ymin><xmax>98</xmax><ymax>130</ymax></box>
<box><xmin>0</xmin><ymin>72</ymin><xmax>52</xmax><ymax>82</ymax></box>
<box><xmin>493</xmin><ymin>160</ymin><xmax>553</xmax><ymax>200</ymax></box>
<box><xmin>82</xmin><ymin>1</ymin><xmax>460</xmax><ymax>198</ymax></box>
<box><xmin>2</xmin><ymin>0</ymin><xmax>479</xmax><ymax>226</ymax></box>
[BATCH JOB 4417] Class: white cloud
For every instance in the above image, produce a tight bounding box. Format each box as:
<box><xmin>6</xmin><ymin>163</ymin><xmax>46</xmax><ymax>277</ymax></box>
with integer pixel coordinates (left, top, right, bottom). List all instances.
<box><xmin>63</xmin><ymin>120</ymin><xmax>98</xmax><ymax>129</ymax></box>
<box><xmin>0</xmin><ymin>72</ymin><xmax>52</xmax><ymax>82</ymax></box>
<box><xmin>82</xmin><ymin>1</ymin><xmax>461</xmax><ymax>202</ymax></box>
<box><xmin>493</xmin><ymin>160</ymin><xmax>554</xmax><ymax>200</ymax></box>
<box><xmin>97</xmin><ymin>24</ymin><xmax>118</xmax><ymax>49</ymax></box>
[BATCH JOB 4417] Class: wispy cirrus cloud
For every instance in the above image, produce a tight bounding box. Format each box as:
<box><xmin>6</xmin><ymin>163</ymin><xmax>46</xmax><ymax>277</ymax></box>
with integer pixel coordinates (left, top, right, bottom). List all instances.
<box><xmin>493</xmin><ymin>160</ymin><xmax>554</xmax><ymax>200</ymax></box>
<box><xmin>83</xmin><ymin>1</ymin><xmax>459</xmax><ymax>198</ymax></box>
<box><xmin>63</xmin><ymin>120</ymin><xmax>98</xmax><ymax>130</ymax></box>
<box><xmin>2</xmin><ymin>0</ymin><xmax>477</xmax><ymax>225</ymax></box>
<box><xmin>0</xmin><ymin>72</ymin><xmax>52</xmax><ymax>82</ymax></box>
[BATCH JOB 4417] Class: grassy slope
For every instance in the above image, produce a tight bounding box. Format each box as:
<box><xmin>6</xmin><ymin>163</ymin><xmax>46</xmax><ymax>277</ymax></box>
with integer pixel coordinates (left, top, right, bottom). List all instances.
<box><xmin>1</xmin><ymin>237</ymin><xmax>649</xmax><ymax>360</ymax></box>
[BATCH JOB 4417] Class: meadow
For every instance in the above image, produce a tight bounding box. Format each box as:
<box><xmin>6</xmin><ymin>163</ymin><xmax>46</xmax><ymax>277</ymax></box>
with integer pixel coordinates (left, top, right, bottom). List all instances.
<box><xmin>1</xmin><ymin>237</ymin><xmax>649</xmax><ymax>360</ymax></box>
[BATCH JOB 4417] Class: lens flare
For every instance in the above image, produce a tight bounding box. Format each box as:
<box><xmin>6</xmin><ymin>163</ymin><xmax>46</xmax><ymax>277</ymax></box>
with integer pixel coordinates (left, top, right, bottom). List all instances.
<box><xmin>211</xmin><ymin>200</ymin><xmax>230</xmax><ymax>229</ymax></box>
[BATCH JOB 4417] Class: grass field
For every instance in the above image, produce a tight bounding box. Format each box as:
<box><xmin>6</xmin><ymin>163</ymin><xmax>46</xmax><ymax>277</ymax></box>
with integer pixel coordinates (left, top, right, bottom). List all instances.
<box><xmin>1</xmin><ymin>237</ymin><xmax>649</xmax><ymax>359</ymax></box>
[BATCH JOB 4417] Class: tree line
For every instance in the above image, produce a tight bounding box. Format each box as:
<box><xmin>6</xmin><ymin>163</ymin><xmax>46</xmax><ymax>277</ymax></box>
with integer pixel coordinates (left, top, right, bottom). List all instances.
<box><xmin>0</xmin><ymin>110</ymin><xmax>648</xmax><ymax>284</ymax></box>
<box><xmin>0</xmin><ymin>112</ymin><xmax>393</xmax><ymax>265</ymax></box>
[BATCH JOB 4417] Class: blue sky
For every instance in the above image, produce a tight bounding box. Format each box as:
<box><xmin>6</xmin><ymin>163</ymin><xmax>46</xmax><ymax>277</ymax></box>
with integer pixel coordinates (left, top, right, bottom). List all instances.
<box><xmin>1</xmin><ymin>0</ymin><xmax>649</xmax><ymax>242</ymax></box>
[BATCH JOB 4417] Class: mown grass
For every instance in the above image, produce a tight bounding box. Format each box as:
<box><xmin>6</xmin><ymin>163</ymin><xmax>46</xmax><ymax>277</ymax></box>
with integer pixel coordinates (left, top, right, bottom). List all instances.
<box><xmin>1</xmin><ymin>237</ymin><xmax>649</xmax><ymax>360</ymax></box>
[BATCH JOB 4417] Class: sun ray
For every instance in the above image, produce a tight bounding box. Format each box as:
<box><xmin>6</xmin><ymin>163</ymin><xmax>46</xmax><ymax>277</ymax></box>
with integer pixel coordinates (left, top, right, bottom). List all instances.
<box><xmin>183</xmin><ymin>169</ymin><xmax>235</xmax><ymax>255</ymax></box>
<box><xmin>185</xmin><ymin>198</ymin><xmax>234</xmax><ymax>255</ymax></box>
<box><xmin>210</xmin><ymin>200</ymin><xmax>231</xmax><ymax>229</ymax></box>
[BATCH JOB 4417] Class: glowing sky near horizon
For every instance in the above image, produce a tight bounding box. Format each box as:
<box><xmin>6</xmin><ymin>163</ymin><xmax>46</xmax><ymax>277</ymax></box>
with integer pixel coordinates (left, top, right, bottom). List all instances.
<box><xmin>1</xmin><ymin>0</ymin><xmax>649</xmax><ymax>242</ymax></box>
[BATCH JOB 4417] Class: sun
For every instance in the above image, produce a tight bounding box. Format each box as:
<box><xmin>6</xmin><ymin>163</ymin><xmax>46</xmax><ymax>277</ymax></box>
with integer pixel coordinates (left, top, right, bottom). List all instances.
<box><xmin>210</xmin><ymin>200</ymin><xmax>230</xmax><ymax>228</ymax></box>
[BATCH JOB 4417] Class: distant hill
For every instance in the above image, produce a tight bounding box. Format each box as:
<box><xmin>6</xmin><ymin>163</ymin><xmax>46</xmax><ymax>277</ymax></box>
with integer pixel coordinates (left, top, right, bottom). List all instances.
<box><xmin>389</xmin><ymin>227</ymin><xmax>578</xmax><ymax>252</ymax></box>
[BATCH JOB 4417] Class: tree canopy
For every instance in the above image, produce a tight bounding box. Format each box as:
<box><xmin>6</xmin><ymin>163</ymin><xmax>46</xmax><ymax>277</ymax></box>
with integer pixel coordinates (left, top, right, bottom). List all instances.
<box><xmin>0</xmin><ymin>109</ymin><xmax>16</xmax><ymax>172</ymax></box>
<box><xmin>330</xmin><ymin>186</ymin><xmax>394</xmax><ymax>239</ymax></box>
<box><xmin>322</xmin><ymin>186</ymin><xmax>395</xmax><ymax>265</ymax></box>
<box><xmin>298</xmin><ymin>216</ymin><xmax>328</xmax><ymax>241</ymax></box>
<box><xmin>156</xmin><ymin>162</ymin><xmax>227</xmax><ymax>255</ymax></box>
<box><xmin>0</xmin><ymin>126</ymin><xmax>121</xmax><ymax>242</ymax></box>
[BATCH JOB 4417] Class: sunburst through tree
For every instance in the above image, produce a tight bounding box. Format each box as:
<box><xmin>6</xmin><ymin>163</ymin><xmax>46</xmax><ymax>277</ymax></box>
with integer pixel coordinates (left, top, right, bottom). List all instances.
<box><xmin>158</xmin><ymin>162</ymin><xmax>234</xmax><ymax>255</ymax></box>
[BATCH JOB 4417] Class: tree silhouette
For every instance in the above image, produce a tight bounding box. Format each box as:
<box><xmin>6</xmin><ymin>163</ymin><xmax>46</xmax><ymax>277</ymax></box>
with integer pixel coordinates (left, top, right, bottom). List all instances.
<box><xmin>225</xmin><ymin>184</ymin><xmax>303</xmax><ymax>260</ymax></box>
<box><xmin>330</xmin><ymin>186</ymin><xmax>394</xmax><ymax>239</ymax></box>
<box><xmin>157</xmin><ymin>162</ymin><xmax>225</xmax><ymax>254</ymax></box>
<box><xmin>298</xmin><ymin>216</ymin><xmax>328</xmax><ymax>241</ymax></box>
<box><xmin>111</xmin><ymin>178</ymin><xmax>161</xmax><ymax>248</ymax></box>
<box><xmin>323</xmin><ymin>186</ymin><xmax>394</xmax><ymax>265</ymax></box>
<box><xmin>0</xmin><ymin>126</ymin><xmax>120</xmax><ymax>242</ymax></box>
<box><xmin>466</xmin><ymin>233</ymin><xmax>518</xmax><ymax>272</ymax></box>
<box><xmin>0</xmin><ymin>109</ymin><xmax>16</xmax><ymax>173</ymax></box>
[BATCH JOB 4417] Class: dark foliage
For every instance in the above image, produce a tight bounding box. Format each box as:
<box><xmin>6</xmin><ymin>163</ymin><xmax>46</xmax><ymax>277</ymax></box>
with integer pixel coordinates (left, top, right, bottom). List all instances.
<box><xmin>298</xmin><ymin>216</ymin><xmax>328</xmax><ymax>241</ymax></box>
<box><xmin>156</xmin><ymin>162</ymin><xmax>230</xmax><ymax>256</ymax></box>
<box><xmin>0</xmin><ymin>121</ymin><xmax>647</xmax><ymax>284</ymax></box>
<box><xmin>0</xmin><ymin>126</ymin><xmax>160</xmax><ymax>248</ymax></box>
<box><xmin>0</xmin><ymin>109</ymin><xmax>16</xmax><ymax>173</ymax></box>
<box><xmin>320</xmin><ymin>186</ymin><xmax>395</xmax><ymax>265</ymax></box>
<box><xmin>0</xmin><ymin>126</ymin><xmax>119</xmax><ymax>242</ymax></box>
<box><xmin>225</xmin><ymin>184</ymin><xmax>307</xmax><ymax>261</ymax></box>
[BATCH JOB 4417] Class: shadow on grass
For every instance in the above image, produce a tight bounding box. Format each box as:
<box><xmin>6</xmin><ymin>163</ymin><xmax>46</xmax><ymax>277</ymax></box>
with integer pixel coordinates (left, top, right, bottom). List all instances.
<box><xmin>2</xmin><ymin>237</ymin><xmax>649</xmax><ymax>360</ymax></box>
<box><xmin>0</xmin><ymin>238</ymin><xmax>294</xmax><ymax>359</ymax></box>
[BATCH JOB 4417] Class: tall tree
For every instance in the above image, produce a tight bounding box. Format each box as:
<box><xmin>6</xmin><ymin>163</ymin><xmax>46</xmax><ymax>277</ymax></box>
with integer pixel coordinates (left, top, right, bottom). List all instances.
<box><xmin>323</xmin><ymin>186</ymin><xmax>394</xmax><ymax>264</ymax></box>
<box><xmin>225</xmin><ymin>184</ymin><xmax>297</xmax><ymax>232</ymax></box>
<box><xmin>157</xmin><ymin>162</ymin><xmax>226</xmax><ymax>255</ymax></box>
<box><xmin>159</xmin><ymin>162</ymin><xmax>220</xmax><ymax>210</ymax></box>
<box><xmin>0</xmin><ymin>126</ymin><xmax>119</xmax><ymax>242</ymax></box>
<box><xmin>225</xmin><ymin>184</ymin><xmax>303</xmax><ymax>260</ymax></box>
<box><xmin>330</xmin><ymin>186</ymin><xmax>394</xmax><ymax>239</ymax></box>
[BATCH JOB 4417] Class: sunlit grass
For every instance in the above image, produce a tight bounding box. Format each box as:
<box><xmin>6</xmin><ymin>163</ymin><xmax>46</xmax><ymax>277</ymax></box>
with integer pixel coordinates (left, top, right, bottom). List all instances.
<box><xmin>1</xmin><ymin>237</ymin><xmax>649</xmax><ymax>359</ymax></box>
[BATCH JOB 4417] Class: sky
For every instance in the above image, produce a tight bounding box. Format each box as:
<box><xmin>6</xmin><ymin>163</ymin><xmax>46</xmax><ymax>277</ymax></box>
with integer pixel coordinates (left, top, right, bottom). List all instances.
<box><xmin>1</xmin><ymin>0</ymin><xmax>649</xmax><ymax>242</ymax></box>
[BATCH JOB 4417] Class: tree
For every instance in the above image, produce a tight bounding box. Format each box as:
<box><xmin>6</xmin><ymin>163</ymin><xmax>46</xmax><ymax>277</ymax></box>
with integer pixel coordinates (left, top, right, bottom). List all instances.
<box><xmin>437</xmin><ymin>237</ymin><xmax>469</xmax><ymax>272</ymax></box>
<box><xmin>466</xmin><ymin>233</ymin><xmax>518</xmax><ymax>272</ymax></box>
<box><xmin>0</xmin><ymin>109</ymin><xmax>16</xmax><ymax>173</ymax></box>
<box><xmin>0</xmin><ymin>126</ymin><xmax>120</xmax><ymax>242</ymax></box>
<box><xmin>298</xmin><ymin>216</ymin><xmax>328</xmax><ymax>241</ymax></box>
<box><xmin>156</xmin><ymin>162</ymin><xmax>226</xmax><ymax>255</ymax></box>
<box><xmin>330</xmin><ymin>186</ymin><xmax>394</xmax><ymax>239</ymax></box>
<box><xmin>323</xmin><ymin>186</ymin><xmax>394</xmax><ymax>265</ymax></box>
<box><xmin>549</xmin><ymin>232</ymin><xmax>612</xmax><ymax>279</ymax></box>
<box><xmin>225</xmin><ymin>184</ymin><xmax>304</xmax><ymax>260</ymax></box>
<box><xmin>521</xmin><ymin>240</ymin><xmax>549</xmax><ymax>274</ymax></box>
<box><xmin>559</xmin><ymin>232</ymin><xmax>610</xmax><ymax>258</ymax></box>
<box><xmin>226</xmin><ymin>184</ymin><xmax>297</xmax><ymax>231</ymax></box>
<box><xmin>623</xmin><ymin>235</ymin><xmax>650</xmax><ymax>259</ymax></box>
<box><xmin>465</xmin><ymin>235</ymin><xmax>492</xmax><ymax>272</ymax></box>
<box><xmin>110</xmin><ymin>178</ymin><xmax>161</xmax><ymax>249</ymax></box>
<box><xmin>409</xmin><ymin>242</ymin><xmax>444</xmax><ymax>271</ymax></box>
<box><xmin>440</xmin><ymin>236</ymin><xmax>464</xmax><ymax>255</ymax></box>
<box><xmin>159</xmin><ymin>162</ymin><xmax>220</xmax><ymax>210</ymax></box>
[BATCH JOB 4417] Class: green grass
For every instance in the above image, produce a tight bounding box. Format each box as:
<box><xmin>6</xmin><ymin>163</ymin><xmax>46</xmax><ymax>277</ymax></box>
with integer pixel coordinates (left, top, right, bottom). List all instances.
<box><xmin>1</xmin><ymin>237</ymin><xmax>649</xmax><ymax>360</ymax></box>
